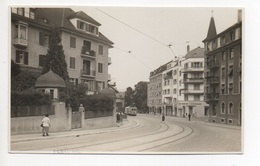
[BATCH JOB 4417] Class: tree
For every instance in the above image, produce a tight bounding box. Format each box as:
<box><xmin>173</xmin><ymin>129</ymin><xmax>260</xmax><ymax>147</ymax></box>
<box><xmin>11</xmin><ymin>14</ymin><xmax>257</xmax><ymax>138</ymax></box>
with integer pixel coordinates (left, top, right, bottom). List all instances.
<box><xmin>133</xmin><ymin>81</ymin><xmax>148</xmax><ymax>110</ymax></box>
<box><xmin>42</xmin><ymin>26</ymin><xmax>69</xmax><ymax>81</ymax></box>
<box><xmin>125</xmin><ymin>87</ymin><xmax>134</xmax><ymax>106</ymax></box>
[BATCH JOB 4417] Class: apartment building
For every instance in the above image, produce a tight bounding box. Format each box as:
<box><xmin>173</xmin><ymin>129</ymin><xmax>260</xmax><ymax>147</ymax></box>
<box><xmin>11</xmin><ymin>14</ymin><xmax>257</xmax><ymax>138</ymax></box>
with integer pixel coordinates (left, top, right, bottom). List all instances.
<box><xmin>11</xmin><ymin>8</ymin><xmax>114</xmax><ymax>94</ymax></box>
<box><xmin>147</xmin><ymin>63</ymin><xmax>168</xmax><ymax>115</ymax></box>
<box><xmin>148</xmin><ymin>46</ymin><xmax>208</xmax><ymax>118</ymax></box>
<box><xmin>181</xmin><ymin>47</ymin><xmax>209</xmax><ymax>117</ymax></box>
<box><xmin>203</xmin><ymin>11</ymin><xmax>242</xmax><ymax>125</ymax></box>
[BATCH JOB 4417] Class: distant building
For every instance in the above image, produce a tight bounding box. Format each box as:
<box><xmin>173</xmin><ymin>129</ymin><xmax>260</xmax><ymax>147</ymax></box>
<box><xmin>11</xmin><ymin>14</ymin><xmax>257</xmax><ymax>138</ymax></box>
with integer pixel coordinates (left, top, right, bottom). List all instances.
<box><xmin>147</xmin><ymin>63</ymin><xmax>168</xmax><ymax>114</ymax></box>
<box><xmin>11</xmin><ymin>8</ymin><xmax>114</xmax><ymax>94</ymax></box>
<box><xmin>203</xmin><ymin>10</ymin><xmax>242</xmax><ymax>125</ymax></box>
<box><xmin>148</xmin><ymin>46</ymin><xmax>208</xmax><ymax>118</ymax></box>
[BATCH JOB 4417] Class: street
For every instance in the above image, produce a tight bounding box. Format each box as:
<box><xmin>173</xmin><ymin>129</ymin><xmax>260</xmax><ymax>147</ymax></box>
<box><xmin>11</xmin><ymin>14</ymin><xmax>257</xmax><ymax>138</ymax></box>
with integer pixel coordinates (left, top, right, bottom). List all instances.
<box><xmin>10</xmin><ymin>114</ymin><xmax>241</xmax><ymax>153</ymax></box>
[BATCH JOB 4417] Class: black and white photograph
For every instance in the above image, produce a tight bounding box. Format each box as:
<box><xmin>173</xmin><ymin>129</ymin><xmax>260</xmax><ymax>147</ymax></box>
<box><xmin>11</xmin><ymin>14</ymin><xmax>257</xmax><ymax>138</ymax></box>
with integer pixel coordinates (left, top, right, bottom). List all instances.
<box><xmin>9</xmin><ymin>6</ymin><xmax>242</xmax><ymax>154</ymax></box>
<box><xmin>1</xmin><ymin>0</ymin><xmax>260</xmax><ymax>166</ymax></box>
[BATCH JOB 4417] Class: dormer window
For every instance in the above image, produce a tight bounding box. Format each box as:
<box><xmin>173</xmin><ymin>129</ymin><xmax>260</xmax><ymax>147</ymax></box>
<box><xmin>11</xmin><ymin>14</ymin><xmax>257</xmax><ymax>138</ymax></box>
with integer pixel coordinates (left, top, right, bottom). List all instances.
<box><xmin>76</xmin><ymin>20</ymin><xmax>99</xmax><ymax>35</ymax></box>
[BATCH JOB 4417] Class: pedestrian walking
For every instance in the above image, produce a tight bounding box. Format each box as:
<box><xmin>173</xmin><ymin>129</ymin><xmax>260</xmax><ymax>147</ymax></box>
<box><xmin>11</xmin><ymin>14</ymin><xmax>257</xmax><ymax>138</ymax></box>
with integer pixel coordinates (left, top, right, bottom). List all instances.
<box><xmin>161</xmin><ymin>113</ymin><xmax>165</xmax><ymax>123</ymax></box>
<box><xmin>188</xmin><ymin>113</ymin><xmax>191</xmax><ymax>121</ymax></box>
<box><xmin>116</xmin><ymin>113</ymin><xmax>121</xmax><ymax>127</ymax></box>
<box><xmin>41</xmin><ymin>114</ymin><xmax>51</xmax><ymax>136</ymax></box>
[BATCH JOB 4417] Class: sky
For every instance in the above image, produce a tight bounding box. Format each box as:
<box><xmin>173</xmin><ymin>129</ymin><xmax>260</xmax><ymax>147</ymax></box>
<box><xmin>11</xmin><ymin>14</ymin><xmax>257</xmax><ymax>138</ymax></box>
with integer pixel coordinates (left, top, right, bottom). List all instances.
<box><xmin>72</xmin><ymin>7</ymin><xmax>239</xmax><ymax>91</ymax></box>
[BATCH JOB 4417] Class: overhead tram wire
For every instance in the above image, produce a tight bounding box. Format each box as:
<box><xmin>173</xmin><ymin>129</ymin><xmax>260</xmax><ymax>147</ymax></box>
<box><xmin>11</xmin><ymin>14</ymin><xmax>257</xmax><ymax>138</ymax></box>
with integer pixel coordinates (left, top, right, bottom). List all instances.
<box><xmin>113</xmin><ymin>46</ymin><xmax>153</xmax><ymax>70</ymax></box>
<box><xmin>95</xmin><ymin>8</ymin><xmax>176</xmax><ymax>57</ymax></box>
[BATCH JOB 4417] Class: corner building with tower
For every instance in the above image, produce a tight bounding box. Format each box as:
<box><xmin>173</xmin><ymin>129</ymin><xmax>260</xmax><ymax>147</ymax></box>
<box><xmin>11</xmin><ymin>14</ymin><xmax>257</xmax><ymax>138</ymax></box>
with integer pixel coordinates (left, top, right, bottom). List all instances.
<box><xmin>203</xmin><ymin>11</ymin><xmax>242</xmax><ymax>125</ymax></box>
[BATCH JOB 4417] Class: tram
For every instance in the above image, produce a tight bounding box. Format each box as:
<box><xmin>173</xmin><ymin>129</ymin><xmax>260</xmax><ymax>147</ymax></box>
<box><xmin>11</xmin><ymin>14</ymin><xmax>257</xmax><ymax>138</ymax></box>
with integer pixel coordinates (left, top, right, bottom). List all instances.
<box><xmin>125</xmin><ymin>106</ymin><xmax>137</xmax><ymax>116</ymax></box>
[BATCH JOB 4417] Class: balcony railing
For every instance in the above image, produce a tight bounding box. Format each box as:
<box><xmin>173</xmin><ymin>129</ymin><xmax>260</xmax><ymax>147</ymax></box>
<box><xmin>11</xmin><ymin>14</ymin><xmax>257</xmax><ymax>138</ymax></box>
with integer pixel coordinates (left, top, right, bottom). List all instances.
<box><xmin>81</xmin><ymin>46</ymin><xmax>96</xmax><ymax>58</ymax></box>
<box><xmin>183</xmin><ymin>77</ymin><xmax>204</xmax><ymax>84</ymax></box>
<box><xmin>81</xmin><ymin>69</ymin><xmax>96</xmax><ymax>77</ymax></box>
<box><xmin>13</xmin><ymin>38</ymin><xmax>27</xmax><ymax>47</ymax></box>
<box><xmin>206</xmin><ymin>77</ymin><xmax>219</xmax><ymax>84</ymax></box>
<box><xmin>204</xmin><ymin>93</ymin><xmax>219</xmax><ymax>102</ymax></box>
<box><xmin>182</xmin><ymin>67</ymin><xmax>204</xmax><ymax>73</ymax></box>
<box><xmin>182</xmin><ymin>89</ymin><xmax>204</xmax><ymax>94</ymax></box>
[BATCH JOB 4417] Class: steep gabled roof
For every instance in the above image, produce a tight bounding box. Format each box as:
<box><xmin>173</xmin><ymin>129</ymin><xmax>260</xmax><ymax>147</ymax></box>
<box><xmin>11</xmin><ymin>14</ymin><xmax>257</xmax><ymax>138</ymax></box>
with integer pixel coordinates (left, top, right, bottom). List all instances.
<box><xmin>68</xmin><ymin>11</ymin><xmax>101</xmax><ymax>26</ymax></box>
<box><xmin>185</xmin><ymin>47</ymin><xmax>204</xmax><ymax>58</ymax></box>
<box><xmin>203</xmin><ymin>16</ymin><xmax>217</xmax><ymax>42</ymax></box>
<box><xmin>35</xmin><ymin>8</ymin><xmax>113</xmax><ymax>45</ymax></box>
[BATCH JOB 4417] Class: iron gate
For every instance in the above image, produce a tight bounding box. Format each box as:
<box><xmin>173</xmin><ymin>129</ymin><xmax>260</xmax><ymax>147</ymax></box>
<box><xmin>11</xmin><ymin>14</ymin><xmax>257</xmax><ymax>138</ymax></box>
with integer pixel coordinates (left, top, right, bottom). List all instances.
<box><xmin>71</xmin><ymin>111</ymin><xmax>82</xmax><ymax>129</ymax></box>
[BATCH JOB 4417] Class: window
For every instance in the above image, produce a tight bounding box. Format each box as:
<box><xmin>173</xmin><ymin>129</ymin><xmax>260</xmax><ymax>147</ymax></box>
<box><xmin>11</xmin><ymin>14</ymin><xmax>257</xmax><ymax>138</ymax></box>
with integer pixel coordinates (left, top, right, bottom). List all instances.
<box><xmin>173</xmin><ymin>79</ymin><xmax>177</xmax><ymax>85</ymax></box>
<box><xmin>212</xmin><ymin>39</ymin><xmax>218</xmax><ymax>50</ymax></box>
<box><xmin>194</xmin><ymin>84</ymin><xmax>200</xmax><ymax>90</ymax></box>
<box><xmin>70</xmin><ymin>57</ymin><xmax>76</xmax><ymax>69</ymax></box>
<box><xmin>29</xmin><ymin>8</ymin><xmax>35</xmax><ymax>19</ymax></box>
<box><xmin>191</xmin><ymin>62</ymin><xmax>203</xmax><ymax>68</ymax></box>
<box><xmin>221</xmin><ymin>67</ymin><xmax>226</xmax><ymax>80</ymax></box>
<box><xmin>50</xmin><ymin>89</ymin><xmax>54</xmax><ymax>99</ymax></box>
<box><xmin>194</xmin><ymin>95</ymin><xmax>200</xmax><ymax>101</ymax></box>
<box><xmin>77</xmin><ymin>20</ymin><xmax>85</xmax><ymax>30</ymax></box>
<box><xmin>98</xmin><ymin>45</ymin><xmax>103</xmax><ymax>55</ymax></box>
<box><xmin>96</xmin><ymin>81</ymin><xmax>105</xmax><ymax>91</ymax></box>
<box><xmin>229</xmin><ymin>83</ymin><xmax>233</xmax><ymax>94</ymax></box>
<box><xmin>221</xmin><ymin>84</ymin><xmax>225</xmax><ymax>94</ymax></box>
<box><xmin>17</xmin><ymin>8</ymin><xmax>24</xmax><ymax>16</ymax></box>
<box><xmin>212</xmin><ymin>103</ymin><xmax>217</xmax><ymax>116</ymax></box>
<box><xmin>16</xmin><ymin>50</ymin><xmax>28</xmax><ymax>65</ymax></box>
<box><xmin>230</xmin><ymin>31</ymin><xmax>235</xmax><ymax>41</ymax></box>
<box><xmin>228</xmin><ymin>102</ymin><xmax>233</xmax><ymax>114</ymax></box>
<box><xmin>70</xmin><ymin>37</ymin><xmax>76</xmax><ymax>48</ymax></box>
<box><xmin>173</xmin><ymin>89</ymin><xmax>176</xmax><ymax>94</ymax></box>
<box><xmin>173</xmin><ymin>70</ymin><xmax>177</xmax><ymax>75</ymax></box>
<box><xmin>222</xmin><ymin>52</ymin><xmax>226</xmax><ymax>61</ymax></box>
<box><xmin>220</xmin><ymin>35</ymin><xmax>226</xmax><ymax>46</ymax></box>
<box><xmin>229</xmin><ymin>48</ymin><xmax>234</xmax><ymax>59</ymax></box>
<box><xmin>221</xmin><ymin>103</ymin><xmax>225</xmax><ymax>114</ymax></box>
<box><xmin>98</xmin><ymin>63</ymin><xmax>103</xmax><ymax>73</ymax></box>
<box><xmin>39</xmin><ymin>32</ymin><xmax>49</xmax><ymax>46</ymax></box>
<box><xmin>179</xmin><ymin>71</ymin><xmax>182</xmax><ymax>76</ymax></box>
<box><xmin>39</xmin><ymin>54</ymin><xmax>45</xmax><ymax>67</ymax></box>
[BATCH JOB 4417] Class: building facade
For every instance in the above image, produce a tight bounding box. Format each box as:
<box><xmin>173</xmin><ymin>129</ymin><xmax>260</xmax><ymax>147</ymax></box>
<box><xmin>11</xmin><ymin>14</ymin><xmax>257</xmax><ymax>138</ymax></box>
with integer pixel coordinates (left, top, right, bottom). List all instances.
<box><xmin>203</xmin><ymin>11</ymin><xmax>242</xmax><ymax>125</ymax></box>
<box><xmin>147</xmin><ymin>63</ymin><xmax>168</xmax><ymax>115</ymax></box>
<box><xmin>11</xmin><ymin>8</ymin><xmax>114</xmax><ymax>94</ymax></box>
<box><xmin>181</xmin><ymin>47</ymin><xmax>209</xmax><ymax>117</ymax></box>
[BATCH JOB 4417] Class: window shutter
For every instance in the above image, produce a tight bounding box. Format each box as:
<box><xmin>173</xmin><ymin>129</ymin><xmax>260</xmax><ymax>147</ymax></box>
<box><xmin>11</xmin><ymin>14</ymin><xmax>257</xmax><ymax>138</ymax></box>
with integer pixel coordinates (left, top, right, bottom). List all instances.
<box><xmin>24</xmin><ymin>52</ymin><xmax>28</xmax><ymax>65</ymax></box>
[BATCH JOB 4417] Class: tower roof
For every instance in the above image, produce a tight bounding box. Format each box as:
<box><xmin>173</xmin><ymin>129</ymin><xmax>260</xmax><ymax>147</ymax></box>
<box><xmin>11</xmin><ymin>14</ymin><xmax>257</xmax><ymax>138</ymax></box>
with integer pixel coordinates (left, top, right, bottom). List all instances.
<box><xmin>35</xmin><ymin>70</ymin><xmax>66</xmax><ymax>88</ymax></box>
<box><xmin>203</xmin><ymin>16</ymin><xmax>217</xmax><ymax>42</ymax></box>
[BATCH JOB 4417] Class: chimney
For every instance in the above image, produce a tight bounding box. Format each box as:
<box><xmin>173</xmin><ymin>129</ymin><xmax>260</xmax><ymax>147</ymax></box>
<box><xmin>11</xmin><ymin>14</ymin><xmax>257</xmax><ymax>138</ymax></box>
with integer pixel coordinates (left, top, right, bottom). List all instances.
<box><xmin>238</xmin><ymin>9</ymin><xmax>242</xmax><ymax>23</ymax></box>
<box><xmin>187</xmin><ymin>45</ymin><xmax>190</xmax><ymax>53</ymax></box>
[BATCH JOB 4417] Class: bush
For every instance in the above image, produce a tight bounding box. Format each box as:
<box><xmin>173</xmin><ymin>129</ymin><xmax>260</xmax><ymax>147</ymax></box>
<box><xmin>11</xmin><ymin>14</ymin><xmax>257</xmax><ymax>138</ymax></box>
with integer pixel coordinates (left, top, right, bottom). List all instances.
<box><xmin>78</xmin><ymin>94</ymin><xmax>114</xmax><ymax>119</ymax></box>
<box><xmin>11</xmin><ymin>89</ymin><xmax>52</xmax><ymax>106</ymax></box>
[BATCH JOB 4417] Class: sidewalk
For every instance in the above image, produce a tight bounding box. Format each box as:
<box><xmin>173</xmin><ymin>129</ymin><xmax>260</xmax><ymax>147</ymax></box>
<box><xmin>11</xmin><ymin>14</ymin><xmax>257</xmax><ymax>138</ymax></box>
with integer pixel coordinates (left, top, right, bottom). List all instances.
<box><xmin>11</xmin><ymin>118</ymin><xmax>139</xmax><ymax>143</ymax></box>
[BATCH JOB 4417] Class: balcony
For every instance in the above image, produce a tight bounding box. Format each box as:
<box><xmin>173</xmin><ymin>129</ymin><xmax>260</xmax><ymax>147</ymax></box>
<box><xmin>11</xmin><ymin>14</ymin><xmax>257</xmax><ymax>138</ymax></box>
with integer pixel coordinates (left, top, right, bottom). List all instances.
<box><xmin>183</xmin><ymin>77</ymin><xmax>204</xmax><ymax>84</ymax></box>
<box><xmin>206</xmin><ymin>77</ymin><xmax>219</xmax><ymax>84</ymax></box>
<box><xmin>81</xmin><ymin>46</ymin><xmax>96</xmax><ymax>59</ymax></box>
<box><xmin>81</xmin><ymin>69</ymin><xmax>96</xmax><ymax>77</ymax></box>
<box><xmin>206</xmin><ymin>60</ymin><xmax>219</xmax><ymax>69</ymax></box>
<box><xmin>204</xmin><ymin>93</ymin><xmax>219</xmax><ymax>102</ymax></box>
<box><xmin>108</xmin><ymin>57</ymin><xmax>111</xmax><ymax>65</ymax></box>
<box><xmin>13</xmin><ymin>37</ymin><xmax>27</xmax><ymax>48</ymax></box>
<box><xmin>182</xmin><ymin>89</ymin><xmax>204</xmax><ymax>94</ymax></box>
<box><xmin>182</xmin><ymin>67</ymin><xmax>204</xmax><ymax>73</ymax></box>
